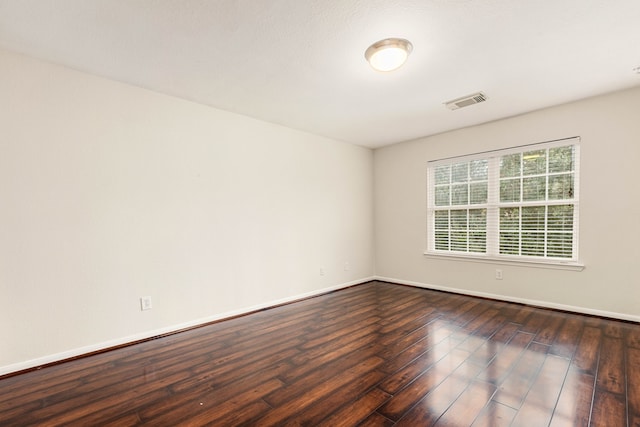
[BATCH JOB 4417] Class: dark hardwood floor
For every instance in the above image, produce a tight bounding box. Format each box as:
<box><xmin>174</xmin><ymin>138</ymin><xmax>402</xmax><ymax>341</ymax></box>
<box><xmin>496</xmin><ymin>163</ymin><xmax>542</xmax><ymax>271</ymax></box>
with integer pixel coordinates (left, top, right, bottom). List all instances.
<box><xmin>1</xmin><ymin>281</ymin><xmax>639</xmax><ymax>426</ymax></box>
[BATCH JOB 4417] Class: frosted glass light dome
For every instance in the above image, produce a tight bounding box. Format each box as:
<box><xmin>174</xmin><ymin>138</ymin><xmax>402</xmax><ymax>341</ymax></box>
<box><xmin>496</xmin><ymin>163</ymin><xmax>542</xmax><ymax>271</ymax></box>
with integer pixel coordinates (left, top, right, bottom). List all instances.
<box><xmin>365</xmin><ymin>38</ymin><xmax>413</xmax><ymax>72</ymax></box>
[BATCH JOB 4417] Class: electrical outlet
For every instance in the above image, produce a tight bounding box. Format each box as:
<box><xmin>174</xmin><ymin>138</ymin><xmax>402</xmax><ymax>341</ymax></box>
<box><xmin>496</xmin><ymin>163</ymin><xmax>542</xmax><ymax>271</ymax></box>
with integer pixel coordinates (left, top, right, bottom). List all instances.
<box><xmin>319</xmin><ymin>267</ymin><xmax>325</xmax><ymax>276</ymax></box>
<box><xmin>495</xmin><ymin>269</ymin><xmax>503</xmax><ymax>280</ymax></box>
<box><xmin>344</xmin><ymin>262</ymin><xmax>350</xmax><ymax>271</ymax></box>
<box><xmin>140</xmin><ymin>296</ymin><xmax>153</xmax><ymax>311</ymax></box>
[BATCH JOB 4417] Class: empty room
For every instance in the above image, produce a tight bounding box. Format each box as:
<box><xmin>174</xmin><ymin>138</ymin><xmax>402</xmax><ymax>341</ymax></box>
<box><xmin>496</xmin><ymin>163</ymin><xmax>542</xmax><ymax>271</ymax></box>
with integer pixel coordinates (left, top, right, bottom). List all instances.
<box><xmin>1</xmin><ymin>1</ymin><xmax>639</xmax><ymax>425</ymax></box>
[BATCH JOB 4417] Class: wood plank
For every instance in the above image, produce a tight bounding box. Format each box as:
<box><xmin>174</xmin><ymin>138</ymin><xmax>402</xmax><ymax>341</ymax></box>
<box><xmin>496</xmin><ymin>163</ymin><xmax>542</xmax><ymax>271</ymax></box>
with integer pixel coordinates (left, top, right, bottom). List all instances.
<box><xmin>433</xmin><ymin>380</ymin><xmax>497</xmax><ymax>426</ymax></box>
<box><xmin>453</xmin><ymin>302</ymin><xmax>492</xmax><ymax>328</ymax></box>
<box><xmin>509</xmin><ymin>354</ymin><xmax>571</xmax><ymax>427</ymax></box>
<box><xmin>628</xmin><ymin>326</ymin><xmax>640</xmax><ymax>349</ymax></box>
<box><xmin>145</xmin><ymin>378</ymin><xmax>283</xmax><ymax>426</ymax></box>
<box><xmin>549</xmin><ymin>316</ymin><xmax>583</xmax><ymax>359</ymax></box>
<box><xmin>175</xmin><ymin>349</ymin><xmax>297</xmax><ymax>392</ymax></box>
<box><xmin>253</xmin><ymin>356</ymin><xmax>384</xmax><ymax>426</ymax></box>
<box><xmin>548</xmin><ymin>367</ymin><xmax>595</xmax><ymax>427</ymax></box>
<box><xmin>595</xmin><ymin>336</ymin><xmax>625</xmax><ymax>394</ymax></box>
<box><xmin>61</xmin><ymin>389</ymin><xmax>172</xmax><ymax>426</ymax></box>
<box><xmin>396</xmin><ymin>350</ymin><xmax>484</xmax><ymax>427</ymax></box>
<box><xmin>492</xmin><ymin>341</ymin><xmax>549</xmax><ymax>409</ymax></box>
<box><xmin>138</xmin><ymin>360</ymin><xmax>294</xmax><ymax>420</ymax></box>
<box><xmin>284</xmin><ymin>334</ymin><xmax>381</xmax><ymax>382</ymax></box>
<box><xmin>299</xmin><ymin>313</ymin><xmax>381</xmax><ymax>350</ymax></box>
<box><xmin>628</xmin><ymin>348</ymin><xmax>640</xmax><ymax>427</ymax></box>
<box><xmin>465</xmin><ymin>322</ymin><xmax>519</xmax><ymax>367</ymax></box>
<box><xmin>17</xmin><ymin>370</ymin><xmax>190</xmax><ymax>426</ymax></box>
<box><xmin>572</xmin><ymin>326</ymin><xmax>602</xmax><ymax>375</ymax></box>
<box><xmin>532</xmin><ymin>312</ymin><xmax>564</xmax><ymax>345</ymax></box>
<box><xmin>395</xmin><ymin>375</ymin><xmax>471</xmax><ymax>426</ymax></box>
<box><xmin>377</xmin><ymin>348</ymin><xmax>471</xmax><ymax>421</ymax></box>
<box><xmin>470</xmin><ymin>400</ymin><xmax>517</xmax><ymax>427</ymax></box>
<box><xmin>205</xmin><ymin>400</ymin><xmax>272</xmax><ymax>426</ymax></box>
<box><xmin>100</xmin><ymin>412</ymin><xmax>143</xmax><ymax>427</ymax></box>
<box><xmin>378</xmin><ymin>332</ymin><xmax>460</xmax><ymax>388</ymax></box>
<box><xmin>456</xmin><ymin>334</ymin><xmax>489</xmax><ymax>355</ymax></box>
<box><xmin>358</xmin><ymin>412</ymin><xmax>395</xmax><ymax>427</ymax></box>
<box><xmin>377</xmin><ymin>317</ymin><xmax>444</xmax><ymax>360</ymax></box>
<box><xmin>461</xmin><ymin>308</ymin><xmax>500</xmax><ymax>334</ymax></box>
<box><xmin>377</xmin><ymin>300</ymin><xmax>437</xmax><ymax>330</ymax></box>
<box><xmin>590</xmin><ymin>389</ymin><xmax>626</xmax><ymax>427</ymax></box>
<box><xmin>603</xmin><ymin>322</ymin><xmax>625</xmax><ymax>338</ymax></box>
<box><xmin>316</xmin><ymin>387</ymin><xmax>391</xmax><ymax>427</ymax></box>
<box><xmin>444</xmin><ymin>299</ymin><xmax>483</xmax><ymax>326</ymax></box>
<box><xmin>490</xmin><ymin>322</ymin><xmax>520</xmax><ymax>344</ymax></box>
<box><xmin>509</xmin><ymin>305</ymin><xmax>535</xmax><ymax>325</ymax></box>
<box><xmin>268</xmin><ymin>349</ymin><xmax>383</xmax><ymax>406</ymax></box>
<box><xmin>287</xmin><ymin>370</ymin><xmax>387</xmax><ymax>425</ymax></box>
<box><xmin>475</xmin><ymin>331</ymin><xmax>533</xmax><ymax>385</ymax></box>
<box><xmin>519</xmin><ymin>310</ymin><xmax>548</xmax><ymax>334</ymax></box>
<box><xmin>378</xmin><ymin>338</ymin><xmax>463</xmax><ymax>394</ymax></box>
<box><xmin>472</xmin><ymin>314</ymin><xmax>507</xmax><ymax>339</ymax></box>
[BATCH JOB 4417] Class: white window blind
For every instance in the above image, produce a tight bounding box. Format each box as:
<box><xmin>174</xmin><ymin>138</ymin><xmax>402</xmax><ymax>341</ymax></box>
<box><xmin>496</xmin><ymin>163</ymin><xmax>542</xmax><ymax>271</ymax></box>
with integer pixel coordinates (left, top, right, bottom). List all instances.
<box><xmin>426</xmin><ymin>137</ymin><xmax>580</xmax><ymax>265</ymax></box>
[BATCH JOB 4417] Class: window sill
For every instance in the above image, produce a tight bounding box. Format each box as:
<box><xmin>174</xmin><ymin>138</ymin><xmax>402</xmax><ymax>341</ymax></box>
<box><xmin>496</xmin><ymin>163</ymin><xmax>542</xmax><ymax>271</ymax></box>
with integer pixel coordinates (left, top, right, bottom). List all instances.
<box><xmin>423</xmin><ymin>252</ymin><xmax>585</xmax><ymax>271</ymax></box>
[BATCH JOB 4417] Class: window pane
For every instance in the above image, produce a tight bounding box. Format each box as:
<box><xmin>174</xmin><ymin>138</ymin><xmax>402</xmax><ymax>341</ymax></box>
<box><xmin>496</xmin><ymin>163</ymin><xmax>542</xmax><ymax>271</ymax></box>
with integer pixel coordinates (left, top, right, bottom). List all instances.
<box><xmin>451</xmin><ymin>184</ymin><xmax>469</xmax><ymax>205</ymax></box>
<box><xmin>500</xmin><ymin>153</ymin><xmax>521</xmax><ymax>178</ymax></box>
<box><xmin>469</xmin><ymin>209</ymin><xmax>487</xmax><ymax>230</ymax></box>
<box><xmin>435</xmin><ymin>186</ymin><xmax>450</xmax><ymax>206</ymax></box>
<box><xmin>521</xmin><ymin>206</ymin><xmax>545</xmax><ymax>231</ymax></box>
<box><xmin>451</xmin><ymin>231</ymin><xmax>468</xmax><ymax>251</ymax></box>
<box><xmin>469</xmin><ymin>232</ymin><xmax>486</xmax><ymax>253</ymax></box>
<box><xmin>549</xmin><ymin>146</ymin><xmax>574</xmax><ymax>173</ymax></box>
<box><xmin>547</xmin><ymin>233</ymin><xmax>573</xmax><ymax>258</ymax></box>
<box><xmin>500</xmin><ymin>232</ymin><xmax>519</xmax><ymax>255</ymax></box>
<box><xmin>548</xmin><ymin>174</ymin><xmax>574</xmax><ymax>200</ymax></box>
<box><xmin>500</xmin><ymin>178</ymin><xmax>521</xmax><ymax>202</ymax></box>
<box><xmin>435</xmin><ymin>231</ymin><xmax>449</xmax><ymax>250</ymax></box>
<box><xmin>435</xmin><ymin>165</ymin><xmax>451</xmax><ymax>185</ymax></box>
<box><xmin>434</xmin><ymin>210</ymin><xmax>449</xmax><ymax>229</ymax></box>
<box><xmin>548</xmin><ymin>205</ymin><xmax>573</xmax><ymax>231</ymax></box>
<box><xmin>428</xmin><ymin>142</ymin><xmax>577</xmax><ymax>261</ymax></box>
<box><xmin>452</xmin><ymin>162</ymin><xmax>469</xmax><ymax>183</ymax></box>
<box><xmin>523</xmin><ymin>176</ymin><xmax>546</xmax><ymax>201</ymax></box>
<box><xmin>470</xmin><ymin>160</ymin><xmax>488</xmax><ymax>181</ymax></box>
<box><xmin>522</xmin><ymin>232</ymin><xmax>545</xmax><ymax>256</ymax></box>
<box><xmin>451</xmin><ymin>210</ymin><xmax>468</xmax><ymax>230</ymax></box>
<box><xmin>500</xmin><ymin>207</ymin><xmax>520</xmax><ymax>230</ymax></box>
<box><xmin>470</xmin><ymin>182</ymin><xmax>488</xmax><ymax>204</ymax></box>
<box><xmin>523</xmin><ymin>150</ymin><xmax>546</xmax><ymax>176</ymax></box>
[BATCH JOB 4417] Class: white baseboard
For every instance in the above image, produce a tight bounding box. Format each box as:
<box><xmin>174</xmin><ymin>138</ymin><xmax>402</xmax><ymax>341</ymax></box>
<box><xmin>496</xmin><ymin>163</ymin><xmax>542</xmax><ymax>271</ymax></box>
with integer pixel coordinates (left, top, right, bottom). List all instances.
<box><xmin>374</xmin><ymin>276</ymin><xmax>640</xmax><ymax>323</ymax></box>
<box><xmin>0</xmin><ymin>277</ymin><xmax>375</xmax><ymax>377</ymax></box>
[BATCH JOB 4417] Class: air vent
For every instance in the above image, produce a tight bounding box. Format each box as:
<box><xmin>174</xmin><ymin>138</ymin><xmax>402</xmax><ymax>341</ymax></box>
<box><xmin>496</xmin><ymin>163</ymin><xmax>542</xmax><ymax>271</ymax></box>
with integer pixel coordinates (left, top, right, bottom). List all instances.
<box><xmin>444</xmin><ymin>92</ymin><xmax>487</xmax><ymax>110</ymax></box>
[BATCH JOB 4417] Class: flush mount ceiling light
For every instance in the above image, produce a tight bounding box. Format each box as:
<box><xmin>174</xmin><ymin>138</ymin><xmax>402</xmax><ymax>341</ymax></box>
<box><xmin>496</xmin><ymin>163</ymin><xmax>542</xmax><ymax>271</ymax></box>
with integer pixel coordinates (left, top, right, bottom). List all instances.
<box><xmin>365</xmin><ymin>38</ymin><xmax>413</xmax><ymax>72</ymax></box>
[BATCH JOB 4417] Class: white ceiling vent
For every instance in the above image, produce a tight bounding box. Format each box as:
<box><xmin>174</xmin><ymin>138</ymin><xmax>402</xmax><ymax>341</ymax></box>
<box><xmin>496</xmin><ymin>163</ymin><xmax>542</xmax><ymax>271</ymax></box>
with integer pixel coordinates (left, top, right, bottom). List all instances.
<box><xmin>445</xmin><ymin>92</ymin><xmax>487</xmax><ymax>110</ymax></box>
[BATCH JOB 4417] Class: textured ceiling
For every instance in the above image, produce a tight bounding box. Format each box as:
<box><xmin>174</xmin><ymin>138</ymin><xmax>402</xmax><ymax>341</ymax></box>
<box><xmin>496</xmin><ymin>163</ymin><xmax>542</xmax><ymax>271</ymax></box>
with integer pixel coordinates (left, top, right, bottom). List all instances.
<box><xmin>0</xmin><ymin>0</ymin><xmax>639</xmax><ymax>148</ymax></box>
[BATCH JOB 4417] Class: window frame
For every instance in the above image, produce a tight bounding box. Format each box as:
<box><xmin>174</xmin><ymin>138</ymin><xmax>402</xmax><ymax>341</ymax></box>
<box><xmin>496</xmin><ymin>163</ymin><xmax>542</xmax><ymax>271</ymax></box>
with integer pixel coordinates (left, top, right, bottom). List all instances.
<box><xmin>425</xmin><ymin>137</ymin><xmax>584</xmax><ymax>271</ymax></box>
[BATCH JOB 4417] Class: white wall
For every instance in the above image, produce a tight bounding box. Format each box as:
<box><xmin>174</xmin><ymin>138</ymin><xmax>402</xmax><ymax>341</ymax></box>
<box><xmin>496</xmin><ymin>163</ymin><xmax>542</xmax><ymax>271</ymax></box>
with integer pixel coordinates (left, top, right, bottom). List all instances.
<box><xmin>375</xmin><ymin>86</ymin><xmax>640</xmax><ymax>321</ymax></box>
<box><xmin>0</xmin><ymin>49</ymin><xmax>374</xmax><ymax>374</ymax></box>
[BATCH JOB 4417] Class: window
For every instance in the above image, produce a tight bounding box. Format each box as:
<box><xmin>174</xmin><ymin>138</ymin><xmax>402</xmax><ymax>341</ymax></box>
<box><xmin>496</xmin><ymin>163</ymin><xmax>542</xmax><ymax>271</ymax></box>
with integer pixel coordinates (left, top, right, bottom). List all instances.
<box><xmin>427</xmin><ymin>138</ymin><xmax>580</xmax><ymax>266</ymax></box>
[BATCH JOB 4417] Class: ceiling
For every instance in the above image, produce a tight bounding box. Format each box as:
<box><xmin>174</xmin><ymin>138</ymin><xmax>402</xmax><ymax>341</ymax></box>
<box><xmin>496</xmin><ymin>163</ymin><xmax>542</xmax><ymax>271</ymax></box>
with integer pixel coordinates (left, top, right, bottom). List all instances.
<box><xmin>0</xmin><ymin>1</ymin><xmax>639</xmax><ymax>148</ymax></box>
